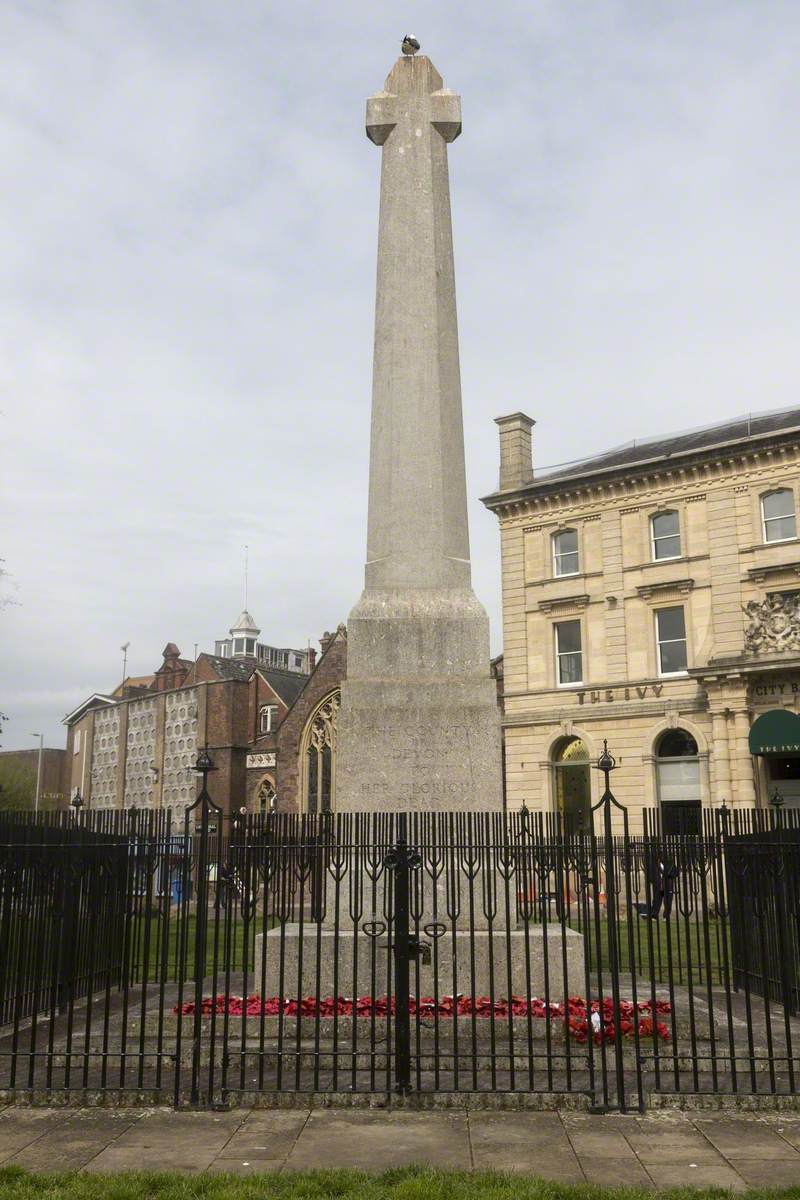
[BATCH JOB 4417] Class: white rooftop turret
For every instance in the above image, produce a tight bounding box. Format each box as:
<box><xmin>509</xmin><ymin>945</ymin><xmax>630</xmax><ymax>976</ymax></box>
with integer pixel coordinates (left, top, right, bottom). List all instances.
<box><xmin>230</xmin><ymin>610</ymin><xmax>260</xmax><ymax>638</ymax></box>
<box><xmin>229</xmin><ymin>610</ymin><xmax>261</xmax><ymax>658</ymax></box>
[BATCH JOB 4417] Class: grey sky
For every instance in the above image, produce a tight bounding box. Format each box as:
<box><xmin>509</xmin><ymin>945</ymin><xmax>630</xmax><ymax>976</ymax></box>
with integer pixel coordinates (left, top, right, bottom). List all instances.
<box><xmin>2</xmin><ymin>1</ymin><xmax>799</xmax><ymax>750</ymax></box>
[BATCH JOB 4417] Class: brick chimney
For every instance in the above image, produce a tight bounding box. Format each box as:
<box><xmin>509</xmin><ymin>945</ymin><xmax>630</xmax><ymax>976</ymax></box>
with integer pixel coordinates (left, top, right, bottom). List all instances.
<box><xmin>495</xmin><ymin>413</ymin><xmax>535</xmax><ymax>491</ymax></box>
<box><xmin>319</xmin><ymin>631</ymin><xmax>334</xmax><ymax>656</ymax></box>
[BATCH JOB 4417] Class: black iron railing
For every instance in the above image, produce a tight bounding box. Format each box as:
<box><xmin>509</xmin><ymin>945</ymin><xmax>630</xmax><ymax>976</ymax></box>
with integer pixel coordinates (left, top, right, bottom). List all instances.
<box><xmin>1</xmin><ymin>796</ymin><xmax>800</xmax><ymax>1109</ymax></box>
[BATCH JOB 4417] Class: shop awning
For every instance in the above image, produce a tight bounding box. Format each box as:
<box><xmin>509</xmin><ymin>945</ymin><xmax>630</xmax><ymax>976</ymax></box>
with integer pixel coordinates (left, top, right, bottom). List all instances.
<box><xmin>749</xmin><ymin>708</ymin><xmax>800</xmax><ymax>755</ymax></box>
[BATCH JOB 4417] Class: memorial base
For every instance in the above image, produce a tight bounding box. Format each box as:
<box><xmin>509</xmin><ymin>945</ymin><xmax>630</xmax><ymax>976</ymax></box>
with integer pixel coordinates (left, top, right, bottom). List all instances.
<box><xmin>254</xmin><ymin>925</ymin><xmax>584</xmax><ymax>1003</ymax></box>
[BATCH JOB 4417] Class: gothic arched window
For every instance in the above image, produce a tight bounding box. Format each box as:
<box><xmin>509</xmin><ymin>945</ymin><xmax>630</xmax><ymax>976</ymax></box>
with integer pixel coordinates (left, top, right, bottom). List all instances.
<box><xmin>302</xmin><ymin>691</ymin><xmax>339</xmax><ymax>813</ymax></box>
<box><xmin>256</xmin><ymin>776</ymin><xmax>277</xmax><ymax>813</ymax></box>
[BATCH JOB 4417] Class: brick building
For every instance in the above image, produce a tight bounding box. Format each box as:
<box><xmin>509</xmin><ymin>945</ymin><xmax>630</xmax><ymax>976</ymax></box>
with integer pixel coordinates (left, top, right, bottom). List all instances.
<box><xmin>483</xmin><ymin>407</ymin><xmax>800</xmax><ymax>833</ymax></box>
<box><xmin>61</xmin><ymin>613</ymin><xmax>346</xmax><ymax>820</ymax></box>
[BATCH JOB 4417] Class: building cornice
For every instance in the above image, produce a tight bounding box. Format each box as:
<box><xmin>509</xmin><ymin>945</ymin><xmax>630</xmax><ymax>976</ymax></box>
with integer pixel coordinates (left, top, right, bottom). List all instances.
<box><xmin>689</xmin><ymin>655</ymin><xmax>800</xmax><ymax>682</ymax></box>
<box><xmin>482</xmin><ymin>432</ymin><xmax>800</xmax><ymax>521</ymax></box>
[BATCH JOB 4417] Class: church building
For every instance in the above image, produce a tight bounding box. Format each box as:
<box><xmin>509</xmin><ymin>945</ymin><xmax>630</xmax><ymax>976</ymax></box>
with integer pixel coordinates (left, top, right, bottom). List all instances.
<box><xmin>483</xmin><ymin>407</ymin><xmax>800</xmax><ymax>833</ymax></box>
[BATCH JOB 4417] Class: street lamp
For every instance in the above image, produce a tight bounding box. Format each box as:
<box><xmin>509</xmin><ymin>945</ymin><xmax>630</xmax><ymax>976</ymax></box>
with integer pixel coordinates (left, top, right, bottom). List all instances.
<box><xmin>192</xmin><ymin>749</ymin><xmax>217</xmax><ymax>824</ymax></box>
<box><xmin>770</xmin><ymin>787</ymin><xmax>785</xmax><ymax>811</ymax></box>
<box><xmin>70</xmin><ymin>789</ymin><xmax>84</xmax><ymax>819</ymax></box>
<box><xmin>192</xmin><ymin>747</ymin><xmax>216</xmax><ymax>787</ymax></box>
<box><xmin>594</xmin><ymin>739</ymin><xmax>618</xmax><ymax>795</ymax></box>
<box><xmin>30</xmin><ymin>733</ymin><xmax>43</xmax><ymax>814</ymax></box>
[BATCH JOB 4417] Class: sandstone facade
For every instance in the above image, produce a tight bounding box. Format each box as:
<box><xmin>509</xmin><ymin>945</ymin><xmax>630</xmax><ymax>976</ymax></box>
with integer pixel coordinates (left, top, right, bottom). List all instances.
<box><xmin>483</xmin><ymin>408</ymin><xmax>800</xmax><ymax>833</ymax></box>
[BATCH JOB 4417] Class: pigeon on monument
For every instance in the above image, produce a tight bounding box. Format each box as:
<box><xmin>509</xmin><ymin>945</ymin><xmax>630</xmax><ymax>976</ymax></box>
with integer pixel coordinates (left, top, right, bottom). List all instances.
<box><xmin>401</xmin><ymin>34</ymin><xmax>420</xmax><ymax>55</ymax></box>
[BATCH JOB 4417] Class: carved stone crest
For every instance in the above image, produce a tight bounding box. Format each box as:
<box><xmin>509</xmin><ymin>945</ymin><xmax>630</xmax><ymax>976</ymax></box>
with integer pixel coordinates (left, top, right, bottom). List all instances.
<box><xmin>743</xmin><ymin>594</ymin><xmax>800</xmax><ymax>655</ymax></box>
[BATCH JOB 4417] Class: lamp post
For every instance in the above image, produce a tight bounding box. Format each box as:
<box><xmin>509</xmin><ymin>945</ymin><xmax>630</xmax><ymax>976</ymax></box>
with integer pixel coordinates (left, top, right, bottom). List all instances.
<box><xmin>70</xmin><ymin>789</ymin><xmax>84</xmax><ymax>822</ymax></box>
<box><xmin>192</xmin><ymin>747</ymin><xmax>216</xmax><ymax>797</ymax></box>
<box><xmin>30</xmin><ymin>733</ymin><xmax>43</xmax><ymax>814</ymax></box>
<box><xmin>595</xmin><ymin>739</ymin><xmax>618</xmax><ymax>800</ymax></box>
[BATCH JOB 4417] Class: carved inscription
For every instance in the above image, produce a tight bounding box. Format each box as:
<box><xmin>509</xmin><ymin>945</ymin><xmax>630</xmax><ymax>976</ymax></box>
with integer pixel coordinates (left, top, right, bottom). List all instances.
<box><xmin>354</xmin><ymin>719</ymin><xmax>490</xmax><ymax>802</ymax></box>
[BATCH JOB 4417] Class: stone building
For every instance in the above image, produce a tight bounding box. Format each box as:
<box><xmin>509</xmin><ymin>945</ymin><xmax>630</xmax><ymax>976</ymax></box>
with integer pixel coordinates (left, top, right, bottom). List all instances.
<box><xmin>61</xmin><ymin>613</ymin><xmax>342</xmax><ymax>821</ymax></box>
<box><xmin>246</xmin><ymin>626</ymin><xmax>347</xmax><ymax>813</ymax></box>
<box><xmin>482</xmin><ymin>407</ymin><xmax>800</xmax><ymax>833</ymax></box>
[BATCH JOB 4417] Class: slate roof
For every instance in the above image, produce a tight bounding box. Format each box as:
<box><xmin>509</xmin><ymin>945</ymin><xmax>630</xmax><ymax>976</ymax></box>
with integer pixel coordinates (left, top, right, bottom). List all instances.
<box><xmin>200</xmin><ymin>654</ymin><xmax>257</xmax><ymax>682</ymax></box>
<box><xmin>484</xmin><ymin>406</ymin><xmax>800</xmax><ymax>502</ymax></box>
<box><xmin>258</xmin><ymin>667</ymin><xmax>309</xmax><ymax>707</ymax></box>
<box><xmin>197</xmin><ymin>655</ymin><xmax>311</xmax><ymax>702</ymax></box>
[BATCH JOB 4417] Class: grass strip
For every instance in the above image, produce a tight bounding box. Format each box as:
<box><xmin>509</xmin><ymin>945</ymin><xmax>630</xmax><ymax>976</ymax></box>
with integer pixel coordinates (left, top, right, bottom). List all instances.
<box><xmin>0</xmin><ymin>1165</ymin><xmax>798</xmax><ymax>1200</ymax></box>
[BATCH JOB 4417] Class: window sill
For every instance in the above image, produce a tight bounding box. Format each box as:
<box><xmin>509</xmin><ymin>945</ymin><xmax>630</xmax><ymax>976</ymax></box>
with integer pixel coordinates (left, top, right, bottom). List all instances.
<box><xmin>743</xmin><ymin>538</ymin><xmax>800</xmax><ymax>553</ymax></box>
<box><xmin>526</xmin><ymin>571</ymin><xmax>603</xmax><ymax>589</ymax></box>
<box><xmin>627</xmin><ymin>554</ymin><xmax>708</xmax><ymax>572</ymax></box>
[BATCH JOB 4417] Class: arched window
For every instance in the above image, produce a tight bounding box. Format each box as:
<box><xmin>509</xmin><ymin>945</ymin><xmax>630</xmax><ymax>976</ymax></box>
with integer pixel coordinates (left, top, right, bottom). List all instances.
<box><xmin>302</xmin><ymin>691</ymin><xmax>339</xmax><ymax>814</ymax></box>
<box><xmin>651</xmin><ymin>511</ymin><xmax>681</xmax><ymax>561</ymax></box>
<box><xmin>762</xmin><ymin>489</ymin><xmax>797</xmax><ymax>543</ymax></box>
<box><xmin>553</xmin><ymin>529</ymin><xmax>579</xmax><ymax>577</ymax></box>
<box><xmin>552</xmin><ymin>736</ymin><xmax>591</xmax><ymax>833</ymax></box>
<box><xmin>656</xmin><ymin>729</ymin><xmax>701</xmax><ymax>834</ymax></box>
<box><xmin>256</xmin><ymin>777</ymin><xmax>276</xmax><ymax>813</ymax></box>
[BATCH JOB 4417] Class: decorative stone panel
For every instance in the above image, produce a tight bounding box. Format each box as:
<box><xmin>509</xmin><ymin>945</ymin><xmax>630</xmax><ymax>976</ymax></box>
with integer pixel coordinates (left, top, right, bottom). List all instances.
<box><xmin>91</xmin><ymin>705</ymin><xmax>121</xmax><ymax>808</ymax></box>
<box><xmin>123</xmin><ymin>698</ymin><xmax>157</xmax><ymax>809</ymax></box>
<box><xmin>538</xmin><ymin>594</ymin><xmax>591</xmax><ymax>614</ymax></box>
<box><xmin>162</xmin><ymin>688</ymin><xmax>198</xmax><ymax>816</ymax></box>
<box><xmin>636</xmin><ymin>578</ymin><xmax>695</xmax><ymax>601</ymax></box>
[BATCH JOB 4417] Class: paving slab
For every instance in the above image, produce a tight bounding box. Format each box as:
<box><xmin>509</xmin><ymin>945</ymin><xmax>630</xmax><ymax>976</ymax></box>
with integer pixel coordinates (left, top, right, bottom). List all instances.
<box><xmin>767</xmin><ymin>1119</ymin><xmax>800</xmax><ymax>1151</ymax></box>
<box><xmin>730</xmin><ymin>1158</ymin><xmax>800</xmax><ymax>1188</ymax></box>
<box><xmin>645</xmin><ymin>1160</ymin><xmax>747</xmax><ymax>1193</ymax></box>
<box><xmin>625</xmin><ymin>1128</ymin><xmax>725</xmax><ymax>1163</ymax></box>
<box><xmin>83</xmin><ymin>1108</ymin><xmax>245</xmax><ymax>1174</ymax></box>
<box><xmin>469</xmin><ymin>1112</ymin><xmax>583</xmax><ymax>1179</ymax></box>
<box><xmin>0</xmin><ymin>1108</ymin><xmax>72</xmax><ymax>1163</ymax></box>
<box><xmin>284</xmin><ymin>1110</ymin><xmax>470</xmax><ymax>1172</ymax></box>
<box><xmin>83</xmin><ymin>1149</ymin><xmax>213</xmax><ymax>1175</ymax></box>
<box><xmin>564</xmin><ymin>1120</ymin><xmax>639</xmax><ymax>1160</ymax></box>
<box><xmin>580</xmin><ymin>1156</ymin><xmax>654</xmax><ymax>1188</ymax></box>
<box><xmin>6</xmin><ymin>1110</ymin><xmax>141</xmax><ymax>1172</ymax></box>
<box><xmin>695</xmin><ymin>1115</ymin><xmax>800</xmax><ymax>1160</ymax></box>
<box><xmin>212</xmin><ymin>1110</ymin><xmax>308</xmax><ymax>1170</ymax></box>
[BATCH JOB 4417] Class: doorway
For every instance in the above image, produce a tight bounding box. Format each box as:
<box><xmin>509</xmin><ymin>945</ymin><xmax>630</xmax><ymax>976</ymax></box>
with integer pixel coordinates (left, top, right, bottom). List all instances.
<box><xmin>552</xmin><ymin>737</ymin><xmax>591</xmax><ymax>833</ymax></box>
<box><xmin>766</xmin><ymin>755</ymin><xmax>800</xmax><ymax>809</ymax></box>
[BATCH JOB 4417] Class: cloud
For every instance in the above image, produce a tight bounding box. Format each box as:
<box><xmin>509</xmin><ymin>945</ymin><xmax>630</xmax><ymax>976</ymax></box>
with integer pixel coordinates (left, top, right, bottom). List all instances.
<box><xmin>2</xmin><ymin>0</ymin><xmax>799</xmax><ymax>747</ymax></box>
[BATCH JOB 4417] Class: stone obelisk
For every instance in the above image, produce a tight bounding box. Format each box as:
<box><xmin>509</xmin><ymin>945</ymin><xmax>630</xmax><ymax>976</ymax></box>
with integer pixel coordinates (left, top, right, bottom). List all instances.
<box><xmin>336</xmin><ymin>47</ymin><xmax>502</xmax><ymax>811</ymax></box>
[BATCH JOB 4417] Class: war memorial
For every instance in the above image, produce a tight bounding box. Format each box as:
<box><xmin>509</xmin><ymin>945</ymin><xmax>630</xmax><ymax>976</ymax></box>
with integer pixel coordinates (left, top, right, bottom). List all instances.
<box><xmin>0</xmin><ymin>42</ymin><xmax>799</xmax><ymax>1115</ymax></box>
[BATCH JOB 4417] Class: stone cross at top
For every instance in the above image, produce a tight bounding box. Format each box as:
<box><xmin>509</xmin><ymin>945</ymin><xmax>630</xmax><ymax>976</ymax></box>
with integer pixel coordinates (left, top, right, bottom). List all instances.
<box><xmin>366</xmin><ymin>56</ymin><xmax>462</xmax><ymax>147</ymax></box>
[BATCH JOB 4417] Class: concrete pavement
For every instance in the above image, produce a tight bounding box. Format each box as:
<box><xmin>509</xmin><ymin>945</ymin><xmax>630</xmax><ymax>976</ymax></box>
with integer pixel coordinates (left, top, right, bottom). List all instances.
<box><xmin>1</xmin><ymin>1105</ymin><xmax>800</xmax><ymax>1188</ymax></box>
